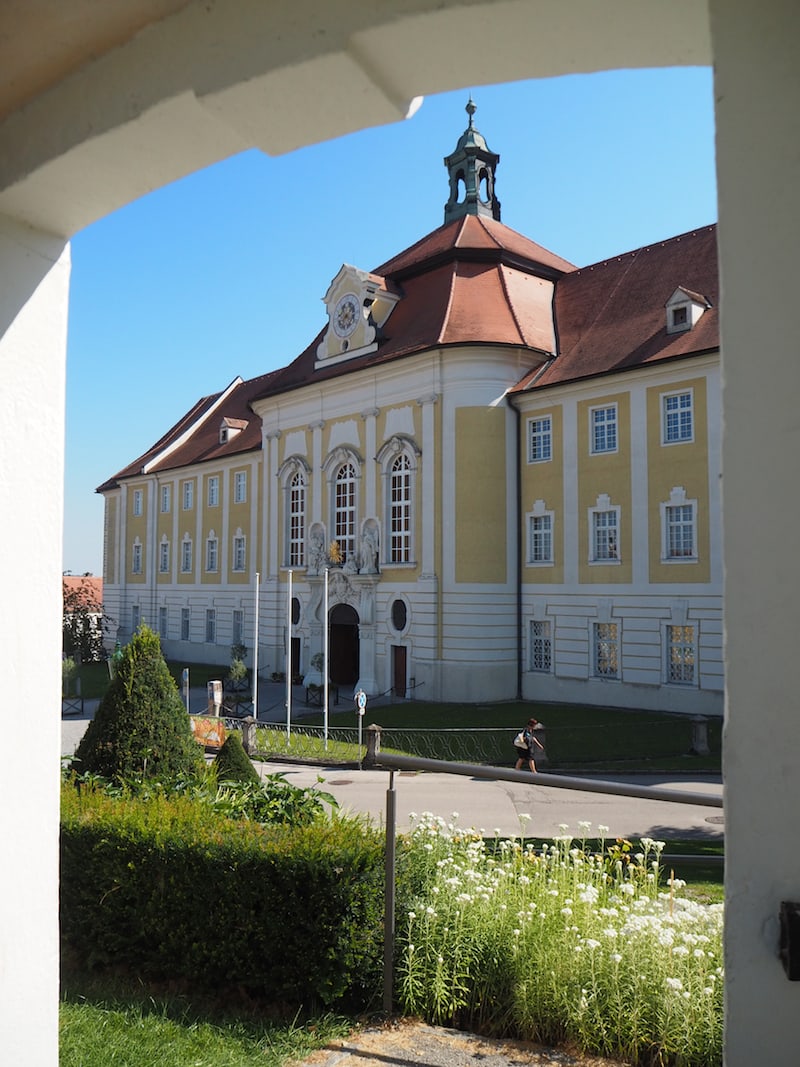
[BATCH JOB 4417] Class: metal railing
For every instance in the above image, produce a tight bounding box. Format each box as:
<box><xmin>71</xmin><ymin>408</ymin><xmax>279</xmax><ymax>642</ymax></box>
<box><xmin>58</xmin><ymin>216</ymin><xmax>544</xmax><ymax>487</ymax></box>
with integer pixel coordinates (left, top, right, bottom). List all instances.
<box><xmin>361</xmin><ymin>724</ymin><xmax>723</xmax><ymax>1013</ymax></box>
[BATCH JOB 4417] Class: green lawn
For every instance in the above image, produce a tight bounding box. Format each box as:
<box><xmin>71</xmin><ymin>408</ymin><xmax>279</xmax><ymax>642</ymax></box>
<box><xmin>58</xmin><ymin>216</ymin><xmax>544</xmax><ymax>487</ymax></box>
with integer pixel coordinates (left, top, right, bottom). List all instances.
<box><xmin>60</xmin><ymin>968</ymin><xmax>351</xmax><ymax>1067</ymax></box>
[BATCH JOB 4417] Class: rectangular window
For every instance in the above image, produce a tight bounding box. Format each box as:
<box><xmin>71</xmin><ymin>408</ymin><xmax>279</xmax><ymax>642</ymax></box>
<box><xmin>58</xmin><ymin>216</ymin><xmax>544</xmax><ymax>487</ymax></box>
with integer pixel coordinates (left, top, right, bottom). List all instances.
<box><xmin>591</xmin><ymin>405</ymin><xmax>617</xmax><ymax>453</ymax></box>
<box><xmin>390</xmin><ymin>454</ymin><xmax>412</xmax><ymax>563</ymax></box>
<box><xmin>132</xmin><ymin>489</ymin><xmax>143</xmax><ymax>516</ymax></box>
<box><xmin>594</xmin><ymin>622</ymin><xmax>619</xmax><ymax>678</ymax></box>
<box><xmin>529</xmin><ymin>514</ymin><xmax>553</xmax><ymax>563</ymax></box>
<box><xmin>663</xmin><ymin>391</ymin><xmax>693</xmax><ymax>443</ymax></box>
<box><xmin>334</xmin><ymin>464</ymin><xmax>356</xmax><ymax>563</ymax></box>
<box><xmin>182</xmin><ymin>480</ymin><xmax>194</xmax><ymax>510</ymax></box>
<box><xmin>232</xmin><ymin>609</ymin><xmax>244</xmax><ymax>647</ymax></box>
<box><xmin>289</xmin><ymin>474</ymin><xmax>306</xmax><ymax>567</ymax></box>
<box><xmin>131</xmin><ymin>542</ymin><xmax>142</xmax><ymax>574</ymax></box>
<box><xmin>159</xmin><ymin>540</ymin><xmax>170</xmax><ymax>573</ymax></box>
<box><xmin>667</xmin><ymin>624</ymin><xmax>696</xmax><ymax>684</ymax></box>
<box><xmin>666</xmin><ymin>504</ymin><xmax>695</xmax><ymax>558</ymax></box>
<box><xmin>180</xmin><ymin>607</ymin><xmax>190</xmax><ymax>641</ymax></box>
<box><xmin>207</xmin><ymin>476</ymin><xmax>219</xmax><ymax>507</ymax></box>
<box><xmin>233</xmin><ymin>535</ymin><xmax>246</xmax><ymax>572</ymax></box>
<box><xmin>160</xmin><ymin>485</ymin><xmax>171</xmax><ymax>513</ymax></box>
<box><xmin>205</xmin><ymin>609</ymin><xmax>216</xmax><ymax>644</ymax></box>
<box><xmin>206</xmin><ymin>537</ymin><xmax>218</xmax><ymax>572</ymax></box>
<box><xmin>131</xmin><ymin>604</ymin><xmax>140</xmax><ymax>633</ymax></box>
<box><xmin>530</xmin><ymin>620</ymin><xmax>552</xmax><ymax>673</ymax></box>
<box><xmin>158</xmin><ymin>605</ymin><xmax>167</xmax><ymax>637</ymax></box>
<box><xmin>592</xmin><ymin>509</ymin><xmax>619</xmax><ymax>561</ymax></box>
<box><xmin>527</xmin><ymin>416</ymin><xmax>552</xmax><ymax>463</ymax></box>
<box><xmin>181</xmin><ymin>539</ymin><xmax>192</xmax><ymax>573</ymax></box>
<box><xmin>234</xmin><ymin>471</ymin><xmax>247</xmax><ymax>504</ymax></box>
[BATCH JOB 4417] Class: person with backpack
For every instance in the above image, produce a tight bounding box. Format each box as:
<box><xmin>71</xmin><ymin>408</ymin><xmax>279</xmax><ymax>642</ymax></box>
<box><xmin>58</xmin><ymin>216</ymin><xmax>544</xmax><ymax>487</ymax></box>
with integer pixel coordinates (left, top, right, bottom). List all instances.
<box><xmin>514</xmin><ymin>717</ymin><xmax>545</xmax><ymax>772</ymax></box>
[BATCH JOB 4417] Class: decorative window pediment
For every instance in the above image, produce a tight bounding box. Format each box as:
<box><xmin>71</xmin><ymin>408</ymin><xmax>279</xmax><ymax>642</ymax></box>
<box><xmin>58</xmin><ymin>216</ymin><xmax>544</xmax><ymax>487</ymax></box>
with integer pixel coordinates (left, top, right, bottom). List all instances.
<box><xmin>316</xmin><ymin>264</ymin><xmax>400</xmax><ymax>367</ymax></box>
<box><xmin>665</xmin><ymin>286</ymin><xmax>711</xmax><ymax>334</ymax></box>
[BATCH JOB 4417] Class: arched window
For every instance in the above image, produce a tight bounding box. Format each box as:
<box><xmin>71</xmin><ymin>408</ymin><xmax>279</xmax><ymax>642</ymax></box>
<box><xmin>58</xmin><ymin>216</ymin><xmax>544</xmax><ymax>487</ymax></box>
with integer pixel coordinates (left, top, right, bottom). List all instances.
<box><xmin>389</xmin><ymin>453</ymin><xmax>411</xmax><ymax>563</ymax></box>
<box><xmin>334</xmin><ymin>462</ymin><xmax>356</xmax><ymax>563</ymax></box>
<box><xmin>289</xmin><ymin>471</ymin><xmax>306</xmax><ymax>567</ymax></box>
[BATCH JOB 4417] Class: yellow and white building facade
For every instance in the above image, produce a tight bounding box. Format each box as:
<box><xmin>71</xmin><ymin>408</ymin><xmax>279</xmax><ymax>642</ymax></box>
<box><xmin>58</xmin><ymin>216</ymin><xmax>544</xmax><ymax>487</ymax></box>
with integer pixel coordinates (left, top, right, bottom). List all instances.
<box><xmin>100</xmin><ymin>107</ymin><xmax>721</xmax><ymax>715</ymax></box>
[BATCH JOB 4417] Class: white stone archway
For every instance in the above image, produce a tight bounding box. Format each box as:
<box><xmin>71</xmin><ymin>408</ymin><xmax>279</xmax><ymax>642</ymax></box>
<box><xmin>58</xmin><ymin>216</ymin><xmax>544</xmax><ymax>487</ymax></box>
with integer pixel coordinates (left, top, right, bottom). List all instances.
<box><xmin>2</xmin><ymin>3</ymin><xmax>799</xmax><ymax>1063</ymax></box>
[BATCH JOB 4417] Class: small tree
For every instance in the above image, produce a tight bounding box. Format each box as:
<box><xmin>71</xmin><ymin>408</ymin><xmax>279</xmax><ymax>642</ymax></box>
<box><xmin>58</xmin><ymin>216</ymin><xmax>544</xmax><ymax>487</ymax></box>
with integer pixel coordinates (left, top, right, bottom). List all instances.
<box><xmin>214</xmin><ymin>733</ymin><xmax>260</xmax><ymax>786</ymax></box>
<box><xmin>73</xmin><ymin>624</ymin><xmax>202</xmax><ymax>783</ymax></box>
<box><xmin>63</xmin><ymin>576</ymin><xmax>113</xmax><ymax>663</ymax></box>
<box><xmin>230</xmin><ymin>642</ymin><xmax>248</xmax><ymax>663</ymax></box>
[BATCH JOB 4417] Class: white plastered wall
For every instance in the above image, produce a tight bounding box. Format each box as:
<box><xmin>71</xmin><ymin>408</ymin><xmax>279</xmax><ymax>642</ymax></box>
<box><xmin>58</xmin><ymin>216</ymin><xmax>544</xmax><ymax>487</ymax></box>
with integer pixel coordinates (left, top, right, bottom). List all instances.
<box><xmin>1</xmin><ymin>1</ymin><xmax>799</xmax><ymax>1063</ymax></box>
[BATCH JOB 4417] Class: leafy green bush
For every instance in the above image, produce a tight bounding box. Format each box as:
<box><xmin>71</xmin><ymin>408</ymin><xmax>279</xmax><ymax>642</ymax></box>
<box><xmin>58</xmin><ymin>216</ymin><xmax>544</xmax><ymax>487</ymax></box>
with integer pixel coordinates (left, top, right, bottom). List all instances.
<box><xmin>214</xmin><ymin>733</ymin><xmax>260</xmax><ymax>786</ymax></box>
<box><xmin>73</xmin><ymin>625</ymin><xmax>202</xmax><ymax>783</ymax></box>
<box><xmin>60</xmin><ymin>783</ymin><xmax>385</xmax><ymax>1010</ymax></box>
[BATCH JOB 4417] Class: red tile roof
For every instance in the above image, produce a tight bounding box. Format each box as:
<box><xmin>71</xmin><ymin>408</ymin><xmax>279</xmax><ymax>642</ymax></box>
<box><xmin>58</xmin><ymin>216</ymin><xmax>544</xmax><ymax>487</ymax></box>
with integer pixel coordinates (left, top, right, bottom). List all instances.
<box><xmin>515</xmin><ymin>225</ymin><xmax>718</xmax><ymax>393</ymax></box>
<box><xmin>63</xmin><ymin>575</ymin><xmax>103</xmax><ymax>609</ymax></box>
<box><xmin>99</xmin><ymin>217</ymin><xmax>718</xmax><ymax>488</ymax></box>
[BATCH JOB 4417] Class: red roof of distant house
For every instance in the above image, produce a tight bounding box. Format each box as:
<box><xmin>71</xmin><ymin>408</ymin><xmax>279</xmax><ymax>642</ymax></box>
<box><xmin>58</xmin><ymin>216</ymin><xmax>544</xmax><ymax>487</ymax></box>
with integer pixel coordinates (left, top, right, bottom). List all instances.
<box><xmin>63</xmin><ymin>576</ymin><xmax>103</xmax><ymax>610</ymax></box>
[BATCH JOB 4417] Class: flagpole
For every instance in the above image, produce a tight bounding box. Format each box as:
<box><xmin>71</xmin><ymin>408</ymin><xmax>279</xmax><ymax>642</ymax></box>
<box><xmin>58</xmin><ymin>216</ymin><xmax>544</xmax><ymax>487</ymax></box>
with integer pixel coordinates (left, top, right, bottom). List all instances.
<box><xmin>252</xmin><ymin>572</ymin><xmax>260</xmax><ymax>721</ymax></box>
<box><xmin>286</xmin><ymin>569</ymin><xmax>293</xmax><ymax>742</ymax></box>
<box><xmin>323</xmin><ymin>567</ymin><xmax>329</xmax><ymax>750</ymax></box>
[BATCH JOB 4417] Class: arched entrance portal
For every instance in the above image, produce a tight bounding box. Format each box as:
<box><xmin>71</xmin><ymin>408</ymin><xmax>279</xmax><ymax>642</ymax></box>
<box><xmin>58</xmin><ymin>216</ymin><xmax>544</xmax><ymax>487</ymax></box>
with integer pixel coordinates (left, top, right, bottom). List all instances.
<box><xmin>329</xmin><ymin>603</ymin><xmax>359</xmax><ymax>686</ymax></box>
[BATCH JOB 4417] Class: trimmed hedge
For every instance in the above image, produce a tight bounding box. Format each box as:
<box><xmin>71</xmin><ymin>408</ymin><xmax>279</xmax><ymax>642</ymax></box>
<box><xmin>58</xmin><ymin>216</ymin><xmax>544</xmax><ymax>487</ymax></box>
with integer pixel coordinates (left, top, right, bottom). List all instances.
<box><xmin>61</xmin><ymin>783</ymin><xmax>385</xmax><ymax>1009</ymax></box>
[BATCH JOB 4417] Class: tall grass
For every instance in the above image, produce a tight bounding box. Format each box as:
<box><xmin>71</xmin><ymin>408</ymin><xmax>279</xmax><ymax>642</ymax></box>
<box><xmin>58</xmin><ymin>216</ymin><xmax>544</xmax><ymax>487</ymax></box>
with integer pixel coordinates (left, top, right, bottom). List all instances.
<box><xmin>397</xmin><ymin>815</ymin><xmax>723</xmax><ymax>1066</ymax></box>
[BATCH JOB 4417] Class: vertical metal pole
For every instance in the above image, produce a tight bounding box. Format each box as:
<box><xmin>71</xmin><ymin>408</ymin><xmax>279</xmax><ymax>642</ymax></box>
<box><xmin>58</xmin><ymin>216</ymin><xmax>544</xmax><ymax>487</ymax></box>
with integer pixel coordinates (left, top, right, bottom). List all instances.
<box><xmin>383</xmin><ymin>769</ymin><xmax>396</xmax><ymax>1015</ymax></box>
<box><xmin>286</xmin><ymin>569</ymin><xmax>292</xmax><ymax>742</ymax></box>
<box><xmin>252</xmin><ymin>572</ymin><xmax>260</xmax><ymax>720</ymax></box>
<box><xmin>323</xmin><ymin>567</ymin><xmax>329</xmax><ymax>750</ymax></box>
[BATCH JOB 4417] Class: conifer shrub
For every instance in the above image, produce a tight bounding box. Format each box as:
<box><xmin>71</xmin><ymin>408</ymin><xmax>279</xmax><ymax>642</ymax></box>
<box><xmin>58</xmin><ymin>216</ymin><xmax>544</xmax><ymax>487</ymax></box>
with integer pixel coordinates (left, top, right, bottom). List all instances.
<box><xmin>73</xmin><ymin>625</ymin><xmax>202</xmax><ymax>783</ymax></box>
<box><xmin>214</xmin><ymin>733</ymin><xmax>261</xmax><ymax>786</ymax></box>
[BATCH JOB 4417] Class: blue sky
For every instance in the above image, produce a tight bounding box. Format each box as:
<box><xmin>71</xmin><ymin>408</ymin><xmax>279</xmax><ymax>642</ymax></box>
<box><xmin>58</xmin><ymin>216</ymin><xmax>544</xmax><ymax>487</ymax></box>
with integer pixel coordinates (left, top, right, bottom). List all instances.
<box><xmin>64</xmin><ymin>68</ymin><xmax>717</xmax><ymax>575</ymax></box>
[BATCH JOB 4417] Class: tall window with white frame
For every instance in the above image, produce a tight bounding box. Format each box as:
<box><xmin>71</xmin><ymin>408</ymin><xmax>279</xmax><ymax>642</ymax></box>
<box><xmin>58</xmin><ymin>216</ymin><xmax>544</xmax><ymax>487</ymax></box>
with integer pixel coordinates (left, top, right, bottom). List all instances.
<box><xmin>334</xmin><ymin>463</ymin><xmax>357</xmax><ymax>563</ymax></box>
<box><xmin>530</xmin><ymin>620</ymin><xmax>552</xmax><ymax>672</ymax></box>
<box><xmin>206</xmin><ymin>535</ymin><xmax>218</xmax><ymax>572</ymax></box>
<box><xmin>180</xmin><ymin>607</ymin><xmax>190</xmax><ymax>641</ymax></box>
<box><xmin>667</xmin><ymin>624</ymin><xmax>696</xmax><ymax>684</ymax></box>
<box><xmin>158</xmin><ymin>605</ymin><xmax>167</xmax><ymax>638</ymax></box>
<box><xmin>131</xmin><ymin>604</ymin><xmax>140</xmax><ymax>633</ymax></box>
<box><xmin>132</xmin><ymin>489</ymin><xmax>143</xmax><ymax>516</ymax></box>
<box><xmin>207</xmin><ymin>475</ymin><xmax>219</xmax><ymax>507</ymax></box>
<box><xmin>593</xmin><ymin>622</ymin><xmax>619</xmax><ymax>678</ymax></box>
<box><xmin>529</xmin><ymin>513</ymin><xmax>553</xmax><ymax>564</ymax></box>
<box><xmin>159</xmin><ymin>539</ymin><xmax>170</xmax><ymax>573</ymax></box>
<box><xmin>527</xmin><ymin>415</ymin><xmax>552</xmax><ymax>463</ymax></box>
<box><xmin>131</xmin><ymin>541</ymin><xmax>142</xmax><ymax>574</ymax></box>
<box><xmin>232</xmin><ymin>532</ymin><xmax>246</xmax><ymax>572</ymax></box>
<box><xmin>234</xmin><ymin>470</ymin><xmax>247</xmax><ymax>504</ymax></box>
<box><xmin>181</xmin><ymin>537</ymin><xmax>192</xmax><ymax>573</ymax></box>
<box><xmin>182</xmin><ymin>480</ymin><xmax>193</xmax><ymax>510</ymax></box>
<box><xmin>663</xmin><ymin>390</ymin><xmax>693</xmax><ymax>443</ymax></box>
<box><xmin>288</xmin><ymin>472</ymin><xmax>306</xmax><ymax>567</ymax></box>
<box><xmin>665</xmin><ymin>503</ymin><xmax>695</xmax><ymax>559</ymax></box>
<box><xmin>205</xmin><ymin>608</ymin><xmax>216</xmax><ymax>644</ymax></box>
<box><xmin>232</xmin><ymin>609</ymin><xmax>244</xmax><ymax>648</ymax></box>
<box><xmin>591</xmin><ymin>405</ymin><xmax>617</xmax><ymax>453</ymax></box>
<box><xmin>591</xmin><ymin>504</ymin><xmax>619</xmax><ymax>561</ymax></box>
<box><xmin>160</xmin><ymin>484</ymin><xmax>171</xmax><ymax>513</ymax></box>
<box><xmin>389</xmin><ymin>453</ymin><xmax>412</xmax><ymax>563</ymax></box>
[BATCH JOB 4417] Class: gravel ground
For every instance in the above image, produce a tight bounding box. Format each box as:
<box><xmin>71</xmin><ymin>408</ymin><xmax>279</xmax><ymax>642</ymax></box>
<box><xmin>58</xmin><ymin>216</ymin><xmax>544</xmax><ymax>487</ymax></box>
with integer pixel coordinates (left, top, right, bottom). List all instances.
<box><xmin>292</xmin><ymin>1018</ymin><xmax>632</xmax><ymax>1066</ymax></box>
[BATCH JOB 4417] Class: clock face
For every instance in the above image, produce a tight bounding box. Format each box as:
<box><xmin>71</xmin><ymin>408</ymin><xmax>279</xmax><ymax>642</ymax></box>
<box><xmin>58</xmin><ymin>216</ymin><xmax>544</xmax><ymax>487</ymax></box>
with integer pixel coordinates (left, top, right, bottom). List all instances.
<box><xmin>332</xmin><ymin>293</ymin><xmax>360</xmax><ymax>339</ymax></box>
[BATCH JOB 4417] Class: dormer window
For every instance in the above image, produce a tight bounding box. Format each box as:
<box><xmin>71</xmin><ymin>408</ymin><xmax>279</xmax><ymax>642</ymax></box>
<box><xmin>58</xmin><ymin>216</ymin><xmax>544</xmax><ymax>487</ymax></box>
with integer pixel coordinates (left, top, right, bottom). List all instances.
<box><xmin>219</xmin><ymin>417</ymin><xmax>247</xmax><ymax>445</ymax></box>
<box><xmin>666</xmin><ymin>286</ymin><xmax>711</xmax><ymax>335</ymax></box>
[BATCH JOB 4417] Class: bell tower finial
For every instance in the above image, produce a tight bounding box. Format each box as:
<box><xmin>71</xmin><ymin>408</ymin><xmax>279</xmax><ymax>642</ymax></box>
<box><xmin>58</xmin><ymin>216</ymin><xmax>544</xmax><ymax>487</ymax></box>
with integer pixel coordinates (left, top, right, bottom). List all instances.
<box><xmin>443</xmin><ymin>98</ymin><xmax>501</xmax><ymax>224</ymax></box>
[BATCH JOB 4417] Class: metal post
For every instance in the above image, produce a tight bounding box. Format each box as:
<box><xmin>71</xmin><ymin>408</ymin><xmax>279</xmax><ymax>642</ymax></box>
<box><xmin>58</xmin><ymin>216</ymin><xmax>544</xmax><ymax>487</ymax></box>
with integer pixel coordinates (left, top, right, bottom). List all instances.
<box><xmin>252</xmin><ymin>572</ymin><xmax>260</xmax><ymax>720</ymax></box>
<box><xmin>286</xmin><ymin>569</ymin><xmax>293</xmax><ymax>742</ymax></box>
<box><xmin>383</xmin><ymin>769</ymin><xmax>396</xmax><ymax>1015</ymax></box>
<box><xmin>323</xmin><ymin>567</ymin><xmax>329</xmax><ymax>750</ymax></box>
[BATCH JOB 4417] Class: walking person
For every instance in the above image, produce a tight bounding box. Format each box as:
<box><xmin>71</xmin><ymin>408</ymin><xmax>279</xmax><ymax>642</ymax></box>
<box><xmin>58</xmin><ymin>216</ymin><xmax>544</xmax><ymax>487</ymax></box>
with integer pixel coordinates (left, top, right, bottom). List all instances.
<box><xmin>514</xmin><ymin>717</ymin><xmax>545</xmax><ymax>772</ymax></box>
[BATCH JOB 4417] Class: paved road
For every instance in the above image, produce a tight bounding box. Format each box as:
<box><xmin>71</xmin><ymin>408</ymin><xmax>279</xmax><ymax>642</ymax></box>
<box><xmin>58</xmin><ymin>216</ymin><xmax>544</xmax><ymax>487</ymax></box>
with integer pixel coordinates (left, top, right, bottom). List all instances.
<box><xmin>61</xmin><ymin>710</ymin><xmax>723</xmax><ymax>842</ymax></box>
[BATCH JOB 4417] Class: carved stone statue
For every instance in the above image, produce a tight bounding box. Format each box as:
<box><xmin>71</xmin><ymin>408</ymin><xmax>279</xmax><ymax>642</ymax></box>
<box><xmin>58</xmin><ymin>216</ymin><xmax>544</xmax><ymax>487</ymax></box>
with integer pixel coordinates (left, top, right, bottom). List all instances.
<box><xmin>307</xmin><ymin>524</ymin><xmax>325</xmax><ymax>575</ymax></box>
<box><xmin>359</xmin><ymin>522</ymin><xmax>379</xmax><ymax>574</ymax></box>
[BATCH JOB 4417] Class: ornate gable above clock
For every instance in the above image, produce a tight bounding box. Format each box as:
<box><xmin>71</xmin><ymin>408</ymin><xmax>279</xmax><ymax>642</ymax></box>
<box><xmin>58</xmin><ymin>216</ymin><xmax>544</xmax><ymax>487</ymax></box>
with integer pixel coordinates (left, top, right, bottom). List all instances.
<box><xmin>316</xmin><ymin>264</ymin><xmax>400</xmax><ymax>367</ymax></box>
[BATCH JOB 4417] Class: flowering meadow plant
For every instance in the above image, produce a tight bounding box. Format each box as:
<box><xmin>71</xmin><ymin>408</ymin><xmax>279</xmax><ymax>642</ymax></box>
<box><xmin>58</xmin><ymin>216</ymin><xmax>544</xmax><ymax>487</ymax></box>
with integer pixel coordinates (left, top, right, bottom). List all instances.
<box><xmin>397</xmin><ymin>814</ymin><xmax>723</xmax><ymax>1067</ymax></box>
